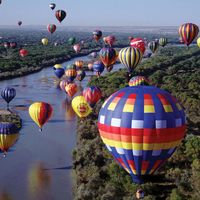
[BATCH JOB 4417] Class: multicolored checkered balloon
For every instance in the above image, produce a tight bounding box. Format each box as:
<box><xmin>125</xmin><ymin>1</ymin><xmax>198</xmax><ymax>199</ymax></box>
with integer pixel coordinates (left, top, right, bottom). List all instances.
<box><xmin>98</xmin><ymin>86</ymin><xmax>186</xmax><ymax>184</ymax></box>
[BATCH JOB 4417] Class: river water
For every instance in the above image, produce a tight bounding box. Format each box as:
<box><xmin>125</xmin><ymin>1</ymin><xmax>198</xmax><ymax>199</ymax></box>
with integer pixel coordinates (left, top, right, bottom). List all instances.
<box><xmin>0</xmin><ymin>56</ymin><xmax>122</xmax><ymax>200</ymax></box>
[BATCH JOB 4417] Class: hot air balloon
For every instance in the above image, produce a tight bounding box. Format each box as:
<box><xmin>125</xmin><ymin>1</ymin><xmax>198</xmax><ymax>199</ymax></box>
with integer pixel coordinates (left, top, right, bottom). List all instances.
<box><xmin>29</xmin><ymin>102</ymin><xmax>53</xmax><ymax>131</ymax></box>
<box><xmin>89</xmin><ymin>51</ymin><xmax>98</xmax><ymax>59</ymax></box>
<box><xmin>98</xmin><ymin>86</ymin><xmax>186</xmax><ymax>184</ymax></box>
<box><xmin>104</xmin><ymin>35</ymin><xmax>116</xmax><ymax>47</ymax></box>
<box><xmin>76</xmin><ymin>70</ymin><xmax>86</xmax><ymax>82</ymax></box>
<box><xmin>0</xmin><ymin>122</ymin><xmax>19</xmax><ymax>157</ymax></box>
<box><xmin>19</xmin><ymin>49</ymin><xmax>28</xmax><ymax>57</ymax></box>
<box><xmin>55</xmin><ymin>10</ymin><xmax>66</xmax><ymax>23</ymax></box>
<box><xmin>129</xmin><ymin>76</ymin><xmax>150</xmax><ymax>87</ymax></box>
<box><xmin>73</xmin><ymin>44</ymin><xmax>81</xmax><ymax>53</ymax></box>
<box><xmin>93</xmin><ymin>30</ymin><xmax>103</xmax><ymax>42</ymax></box>
<box><xmin>4</xmin><ymin>42</ymin><xmax>10</xmax><ymax>49</ymax></box>
<box><xmin>65</xmin><ymin>69</ymin><xmax>77</xmax><ymax>82</ymax></box>
<box><xmin>197</xmin><ymin>37</ymin><xmax>200</xmax><ymax>48</ymax></box>
<box><xmin>47</xmin><ymin>24</ymin><xmax>56</xmax><ymax>34</ymax></box>
<box><xmin>99</xmin><ymin>47</ymin><xmax>118</xmax><ymax>68</ymax></box>
<box><xmin>118</xmin><ymin>47</ymin><xmax>143</xmax><ymax>74</ymax></box>
<box><xmin>148</xmin><ymin>41</ymin><xmax>159</xmax><ymax>53</ymax></box>
<box><xmin>18</xmin><ymin>21</ymin><xmax>22</xmax><ymax>26</ymax></box>
<box><xmin>179</xmin><ymin>23</ymin><xmax>199</xmax><ymax>47</ymax></box>
<box><xmin>92</xmin><ymin>61</ymin><xmax>105</xmax><ymax>77</ymax></box>
<box><xmin>83</xmin><ymin>86</ymin><xmax>102</xmax><ymax>108</ymax></box>
<box><xmin>130</xmin><ymin>38</ymin><xmax>146</xmax><ymax>54</ymax></box>
<box><xmin>75</xmin><ymin>60</ymin><xmax>84</xmax><ymax>68</ymax></box>
<box><xmin>72</xmin><ymin>96</ymin><xmax>92</xmax><ymax>118</ymax></box>
<box><xmin>49</xmin><ymin>3</ymin><xmax>56</xmax><ymax>10</ymax></box>
<box><xmin>41</xmin><ymin>38</ymin><xmax>48</xmax><ymax>46</ymax></box>
<box><xmin>59</xmin><ymin>79</ymin><xmax>70</xmax><ymax>91</ymax></box>
<box><xmin>53</xmin><ymin>64</ymin><xmax>62</xmax><ymax>70</ymax></box>
<box><xmin>10</xmin><ymin>42</ymin><xmax>17</xmax><ymax>49</ymax></box>
<box><xmin>136</xmin><ymin>189</ymin><xmax>145</xmax><ymax>199</ymax></box>
<box><xmin>159</xmin><ymin>38</ymin><xmax>168</xmax><ymax>47</ymax></box>
<box><xmin>88</xmin><ymin>63</ymin><xmax>93</xmax><ymax>70</ymax></box>
<box><xmin>66</xmin><ymin>64</ymin><xmax>77</xmax><ymax>70</ymax></box>
<box><xmin>68</xmin><ymin>37</ymin><xmax>76</xmax><ymax>45</ymax></box>
<box><xmin>65</xmin><ymin>83</ymin><xmax>78</xmax><ymax>98</ymax></box>
<box><xmin>1</xmin><ymin>87</ymin><xmax>16</xmax><ymax>109</ymax></box>
<box><xmin>54</xmin><ymin>68</ymin><xmax>65</xmax><ymax>79</ymax></box>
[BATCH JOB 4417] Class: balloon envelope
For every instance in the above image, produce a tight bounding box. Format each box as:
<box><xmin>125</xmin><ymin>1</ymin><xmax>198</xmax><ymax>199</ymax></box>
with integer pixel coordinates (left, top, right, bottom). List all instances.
<box><xmin>29</xmin><ymin>102</ymin><xmax>53</xmax><ymax>131</ymax></box>
<box><xmin>1</xmin><ymin>87</ymin><xmax>16</xmax><ymax>104</ymax></box>
<box><xmin>0</xmin><ymin>122</ymin><xmax>19</xmax><ymax>154</ymax></box>
<box><xmin>99</xmin><ymin>47</ymin><xmax>118</xmax><ymax>68</ymax></box>
<box><xmin>55</xmin><ymin>10</ymin><xmax>66</xmax><ymax>23</ymax></box>
<box><xmin>130</xmin><ymin>38</ymin><xmax>146</xmax><ymax>54</ymax></box>
<box><xmin>83</xmin><ymin>86</ymin><xmax>102</xmax><ymax>108</ymax></box>
<box><xmin>65</xmin><ymin>83</ymin><xmax>77</xmax><ymax>98</ymax></box>
<box><xmin>98</xmin><ymin>86</ymin><xmax>186</xmax><ymax>184</ymax></box>
<box><xmin>129</xmin><ymin>76</ymin><xmax>150</xmax><ymax>87</ymax></box>
<box><xmin>119</xmin><ymin>47</ymin><xmax>143</xmax><ymax>73</ymax></box>
<box><xmin>179</xmin><ymin>23</ymin><xmax>199</xmax><ymax>46</ymax></box>
<box><xmin>72</xmin><ymin>96</ymin><xmax>92</xmax><ymax>118</ymax></box>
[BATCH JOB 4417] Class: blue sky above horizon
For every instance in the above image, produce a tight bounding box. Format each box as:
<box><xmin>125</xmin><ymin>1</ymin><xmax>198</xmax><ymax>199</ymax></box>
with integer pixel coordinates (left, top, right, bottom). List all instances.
<box><xmin>0</xmin><ymin>0</ymin><xmax>199</xmax><ymax>27</ymax></box>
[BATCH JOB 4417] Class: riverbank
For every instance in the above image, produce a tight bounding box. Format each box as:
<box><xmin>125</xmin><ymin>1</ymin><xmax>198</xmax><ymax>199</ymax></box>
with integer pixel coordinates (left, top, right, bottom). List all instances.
<box><xmin>0</xmin><ymin>109</ymin><xmax>22</xmax><ymax>129</ymax></box>
<box><xmin>0</xmin><ymin>47</ymin><xmax>101</xmax><ymax>81</ymax></box>
<box><xmin>73</xmin><ymin>46</ymin><xmax>200</xmax><ymax>199</ymax></box>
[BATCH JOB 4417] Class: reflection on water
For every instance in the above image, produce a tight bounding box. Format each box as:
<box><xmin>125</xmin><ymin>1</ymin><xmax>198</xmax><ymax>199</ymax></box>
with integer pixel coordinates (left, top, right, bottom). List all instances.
<box><xmin>0</xmin><ymin>191</ymin><xmax>13</xmax><ymax>200</ymax></box>
<box><xmin>62</xmin><ymin>98</ymin><xmax>76</xmax><ymax>121</ymax></box>
<box><xmin>28</xmin><ymin>162</ymin><xmax>51</xmax><ymax>200</ymax></box>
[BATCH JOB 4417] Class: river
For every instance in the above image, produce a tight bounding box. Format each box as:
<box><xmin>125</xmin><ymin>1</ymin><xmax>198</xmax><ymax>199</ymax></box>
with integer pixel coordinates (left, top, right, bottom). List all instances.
<box><xmin>0</xmin><ymin>55</ymin><xmax>122</xmax><ymax>200</ymax></box>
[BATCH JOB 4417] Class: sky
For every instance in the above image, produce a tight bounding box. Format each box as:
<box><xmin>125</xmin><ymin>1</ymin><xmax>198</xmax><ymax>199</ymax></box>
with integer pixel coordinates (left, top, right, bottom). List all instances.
<box><xmin>0</xmin><ymin>0</ymin><xmax>200</xmax><ymax>27</ymax></box>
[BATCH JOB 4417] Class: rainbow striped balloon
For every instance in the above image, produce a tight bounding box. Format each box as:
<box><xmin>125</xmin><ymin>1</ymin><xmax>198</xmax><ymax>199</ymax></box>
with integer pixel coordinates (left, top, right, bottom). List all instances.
<box><xmin>129</xmin><ymin>76</ymin><xmax>150</xmax><ymax>87</ymax></box>
<box><xmin>179</xmin><ymin>23</ymin><xmax>199</xmax><ymax>46</ymax></box>
<box><xmin>98</xmin><ymin>86</ymin><xmax>186</xmax><ymax>184</ymax></box>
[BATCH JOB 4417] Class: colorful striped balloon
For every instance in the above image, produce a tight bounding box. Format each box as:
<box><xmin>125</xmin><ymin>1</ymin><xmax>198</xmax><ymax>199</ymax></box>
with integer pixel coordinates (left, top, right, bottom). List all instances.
<box><xmin>159</xmin><ymin>38</ymin><xmax>168</xmax><ymax>47</ymax></box>
<box><xmin>148</xmin><ymin>41</ymin><xmax>159</xmax><ymax>53</ymax></box>
<box><xmin>99</xmin><ymin>47</ymin><xmax>118</xmax><ymax>68</ymax></box>
<box><xmin>76</xmin><ymin>70</ymin><xmax>86</xmax><ymax>81</ymax></box>
<box><xmin>29</xmin><ymin>102</ymin><xmax>53</xmax><ymax>131</ymax></box>
<box><xmin>98</xmin><ymin>86</ymin><xmax>186</xmax><ymax>184</ymax></box>
<box><xmin>47</xmin><ymin>24</ymin><xmax>56</xmax><ymax>34</ymax></box>
<box><xmin>75</xmin><ymin>60</ymin><xmax>84</xmax><ymax>68</ymax></box>
<box><xmin>129</xmin><ymin>76</ymin><xmax>150</xmax><ymax>87</ymax></box>
<box><xmin>93</xmin><ymin>61</ymin><xmax>105</xmax><ymax>77</ymax></box>
<box><xmin>0</xmin><ymin>122</ymin><xmax>19</xmax><ymax>156</ymax></box>
<box><xmin>83</xmin><ymin>86</ymin><xmax>102</xmax><ymax>108</ymax></box>
<box><xmin>65</xmin><ymin>69</ymin><xmax>77</xmax><ymax>82</ymax></box>
<box><xmin>55</xmin><ymin>10</ymin><xmax>66</xmax><ymax>23</ymax></box>
<box><xmin>119</xmin><ymin>47</ymin><xmax>143</xmax><ymax>73</ymax></box>
<box><xmin>179</xmin><ymin>23</ymin><xmax>199</xmax><ymax>46</ymax></box>
<box><xmin>65</xmin><ymin>83</ymin><xmax>78</xmax><ymax>98</ymax></box>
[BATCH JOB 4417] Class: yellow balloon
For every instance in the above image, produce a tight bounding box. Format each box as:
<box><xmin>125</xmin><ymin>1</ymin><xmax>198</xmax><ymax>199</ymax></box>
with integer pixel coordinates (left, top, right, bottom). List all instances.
<box><xmin>41</xmin><ymin>38</ymin><xmax>49</xmax><ymax>45</ymax></box>
<box><xmin>53</xmin><ymin>64</ymin><xmax>62</xmax><ymax>69</ymax></box>
<box><xmin>29</xmin><ymin>102</ymin><xmax>53</xmax><ymax>131</ymax></box>
<box><xmin>197</xmin><ymin>37</ymin><xmax>200</xmax><ymax>48</ymax></box>
<box><xmin>72</xmin><ymin>96</ymin><xmax>92</xmax><ymax>118</ymax></box>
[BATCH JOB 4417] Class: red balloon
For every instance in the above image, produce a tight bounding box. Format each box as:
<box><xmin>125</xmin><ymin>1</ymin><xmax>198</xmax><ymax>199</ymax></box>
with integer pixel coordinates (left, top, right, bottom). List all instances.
<box><xmin>130</xmin><ymin>38</ymin><xmax>146</xmax><ymax>54</ymax></box>
<box><xmin>83</xmin><ymin>86</ymin><xmax>102</xmax><ymax>108</ymax></box>
<box><xmin>47</xmin><ymin>24</ymin><xmax>57</xmax><ymax>34</ymax></box>
<box><xmin>19</xmin><ymin>49</ymin><xmax>28</xmax><ymax>57</ymax></box>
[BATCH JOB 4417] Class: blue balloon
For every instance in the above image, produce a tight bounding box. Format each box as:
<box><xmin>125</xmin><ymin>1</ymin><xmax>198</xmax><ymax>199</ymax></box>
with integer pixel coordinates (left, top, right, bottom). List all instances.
<box><xmin>54</xmin><ymin>68</ymin><xmax>65</xmax><ymax>79</ymax></box>
<box><xmin>1</xmin><ymin>87</ymin><xmax>16</xmax><ymax>105</ymax></box>
<box><xmin>93</xmin><ymin>61</ymin><xmax>105</xmax><ymax>76</ymax></box>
